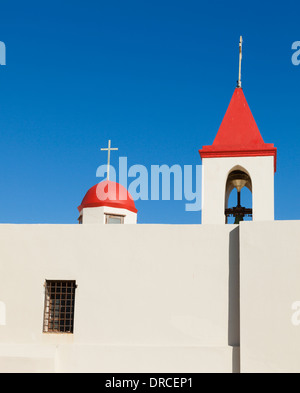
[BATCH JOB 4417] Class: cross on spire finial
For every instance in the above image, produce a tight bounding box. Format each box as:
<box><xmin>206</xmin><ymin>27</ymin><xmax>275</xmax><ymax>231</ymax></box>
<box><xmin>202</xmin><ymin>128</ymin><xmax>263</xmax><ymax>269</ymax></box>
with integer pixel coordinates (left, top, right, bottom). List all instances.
<box><xmin>101</xmin><ymin>140</ymin><xmax>118</xmax><ymax>181</ymax></box>
<box><xmin>237</xmin><ymin>36</ymin><xmax>243</xmax><ymax>88</ymax></box>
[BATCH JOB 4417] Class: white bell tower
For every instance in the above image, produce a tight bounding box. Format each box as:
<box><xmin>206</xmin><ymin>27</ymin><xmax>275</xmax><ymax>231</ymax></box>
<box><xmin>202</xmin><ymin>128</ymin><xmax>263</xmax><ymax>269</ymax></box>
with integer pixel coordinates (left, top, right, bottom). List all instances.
<box><xmin>199</xmin><ymin>40</ymin><xmax>276</xmax><ymax>225</ymax></box>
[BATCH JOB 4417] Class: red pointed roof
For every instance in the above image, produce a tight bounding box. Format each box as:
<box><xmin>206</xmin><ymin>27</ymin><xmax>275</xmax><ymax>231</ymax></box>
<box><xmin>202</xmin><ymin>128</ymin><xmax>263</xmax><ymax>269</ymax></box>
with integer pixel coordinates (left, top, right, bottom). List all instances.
<box><xmin>199</xmin><ymin>88</ymin><xmax>277</xmax><ymax>171</ymax></box>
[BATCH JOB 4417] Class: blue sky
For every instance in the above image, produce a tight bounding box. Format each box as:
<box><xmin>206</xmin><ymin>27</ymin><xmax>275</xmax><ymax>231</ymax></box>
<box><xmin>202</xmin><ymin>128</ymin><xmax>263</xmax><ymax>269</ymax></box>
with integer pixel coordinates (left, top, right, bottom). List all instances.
<box><xmin>0</xmin><ymin>0</ymin><xmax>299</xmax><ymax>224</ymax></box>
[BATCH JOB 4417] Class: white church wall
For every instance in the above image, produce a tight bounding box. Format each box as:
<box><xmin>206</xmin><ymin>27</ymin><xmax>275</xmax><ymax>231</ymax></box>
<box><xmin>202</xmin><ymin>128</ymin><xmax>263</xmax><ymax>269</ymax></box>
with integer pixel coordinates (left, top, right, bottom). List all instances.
<box><xmin>55</xmin><ymin>345</ymin><xmax>239</xmax><ymax>373</ymax></box>
<box><xmin>0</xmin><ymin>345</ymin><xmax>56</xmax><ymax>373</ymax></box>
<box><xmin>240</xmin><ymin>221</ymin><xmax>300</xmax><ymax>373</ymax></box>
<box><xmin>202</xmin><ymin>156</ymin><xmax>275</xmax><ymax>224</ymax></box>
<box><xmin>0</xmin><ymin>223</ymin><xmax>239</xmax><ymax>373</ymax></box>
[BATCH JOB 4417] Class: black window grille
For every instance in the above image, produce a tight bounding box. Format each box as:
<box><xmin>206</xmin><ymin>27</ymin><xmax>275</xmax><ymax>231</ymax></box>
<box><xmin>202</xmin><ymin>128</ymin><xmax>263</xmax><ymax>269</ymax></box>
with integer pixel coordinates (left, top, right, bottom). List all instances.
<box><xmin>43</xmin><ymin>280</ymin><xmax>76</xmax><ymax>334</ymax></box>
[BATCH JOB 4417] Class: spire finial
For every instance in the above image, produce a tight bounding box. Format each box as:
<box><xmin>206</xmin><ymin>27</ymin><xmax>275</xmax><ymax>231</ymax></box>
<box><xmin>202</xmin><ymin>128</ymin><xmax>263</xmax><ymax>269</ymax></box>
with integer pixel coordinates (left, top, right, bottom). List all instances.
<box><xmin>237</xmin><ymin>36</ymin><xmax>243</xmax><ymax>88</ymax></box>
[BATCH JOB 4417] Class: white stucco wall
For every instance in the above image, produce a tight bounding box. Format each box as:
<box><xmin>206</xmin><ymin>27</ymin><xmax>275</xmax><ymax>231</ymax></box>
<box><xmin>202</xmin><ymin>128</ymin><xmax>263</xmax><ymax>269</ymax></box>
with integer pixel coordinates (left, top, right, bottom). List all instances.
<box><xmin>240</xmin><ymin>221</ymin><xmax>300</xmax><ymax>373</ymax></box>
<box><xmin>0</xmin><ymin>224</ymin><xmax>239</xmax><ymax>373</ymax></box>
<box><xmin>201</xmin><ymin>156</ymin><xmax>275</xmax><ymax>224</ymax></box>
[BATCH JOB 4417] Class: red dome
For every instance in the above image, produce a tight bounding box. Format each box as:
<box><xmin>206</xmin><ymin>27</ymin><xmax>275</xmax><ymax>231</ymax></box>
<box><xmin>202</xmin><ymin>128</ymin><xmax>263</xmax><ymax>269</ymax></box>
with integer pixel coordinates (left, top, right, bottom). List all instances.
<box><xmin>78</xmin><ymin>181</ymin><xmax>137</xmax><ymax>213</ymax></box>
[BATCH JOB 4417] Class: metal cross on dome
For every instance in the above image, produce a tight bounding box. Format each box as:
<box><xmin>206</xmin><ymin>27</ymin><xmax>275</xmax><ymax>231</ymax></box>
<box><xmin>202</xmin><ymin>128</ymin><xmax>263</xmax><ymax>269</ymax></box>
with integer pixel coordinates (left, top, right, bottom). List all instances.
<box><xmin>101</xmin><ymin>140</ymin><xmax>118</xmax><ymax>181</ymax></box>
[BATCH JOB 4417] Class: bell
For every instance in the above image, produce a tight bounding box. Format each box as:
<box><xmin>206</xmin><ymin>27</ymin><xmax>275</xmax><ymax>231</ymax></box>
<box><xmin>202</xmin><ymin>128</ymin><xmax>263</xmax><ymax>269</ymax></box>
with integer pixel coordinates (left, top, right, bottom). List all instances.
<box><xmin>230</xmin><ymin>178</ymin><xmax>248</xmax><ymax>193</ymax></box>
<box><xmin>227</xmin><ymin>171</ymin><xmax>250</xmax><ymax>192</ymax></box>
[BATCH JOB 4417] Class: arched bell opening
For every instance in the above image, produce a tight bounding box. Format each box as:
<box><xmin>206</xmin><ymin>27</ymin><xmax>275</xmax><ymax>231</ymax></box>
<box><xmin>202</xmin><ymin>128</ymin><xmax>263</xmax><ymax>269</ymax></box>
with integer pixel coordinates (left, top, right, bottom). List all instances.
<box><xmin>225</xmin><ymin>168</ymin><xmax>253</xmax><ymax>224</ymax></box>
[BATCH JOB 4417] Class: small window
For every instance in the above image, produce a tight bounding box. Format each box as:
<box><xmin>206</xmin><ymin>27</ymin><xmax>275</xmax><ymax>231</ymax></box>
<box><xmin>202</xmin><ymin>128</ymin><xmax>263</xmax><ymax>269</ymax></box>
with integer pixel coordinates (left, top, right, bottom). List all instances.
<box><xmin>105</xmin><ymin>214</ymin><xmax>124</xmax><ymax>224</ymax></box>
<box><xmin>43</xmin><ymin>280</ymin><xmax>77</xmax><ymax>334</ymax></box>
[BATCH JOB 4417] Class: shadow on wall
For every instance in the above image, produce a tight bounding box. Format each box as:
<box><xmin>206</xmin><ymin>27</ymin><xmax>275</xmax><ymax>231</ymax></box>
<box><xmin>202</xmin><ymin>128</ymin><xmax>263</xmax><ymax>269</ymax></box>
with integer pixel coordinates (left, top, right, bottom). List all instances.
<box><xmin>228</xmin><ymin>226</ymin><xmax>240</xmax><ymax>373</ymax></box>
